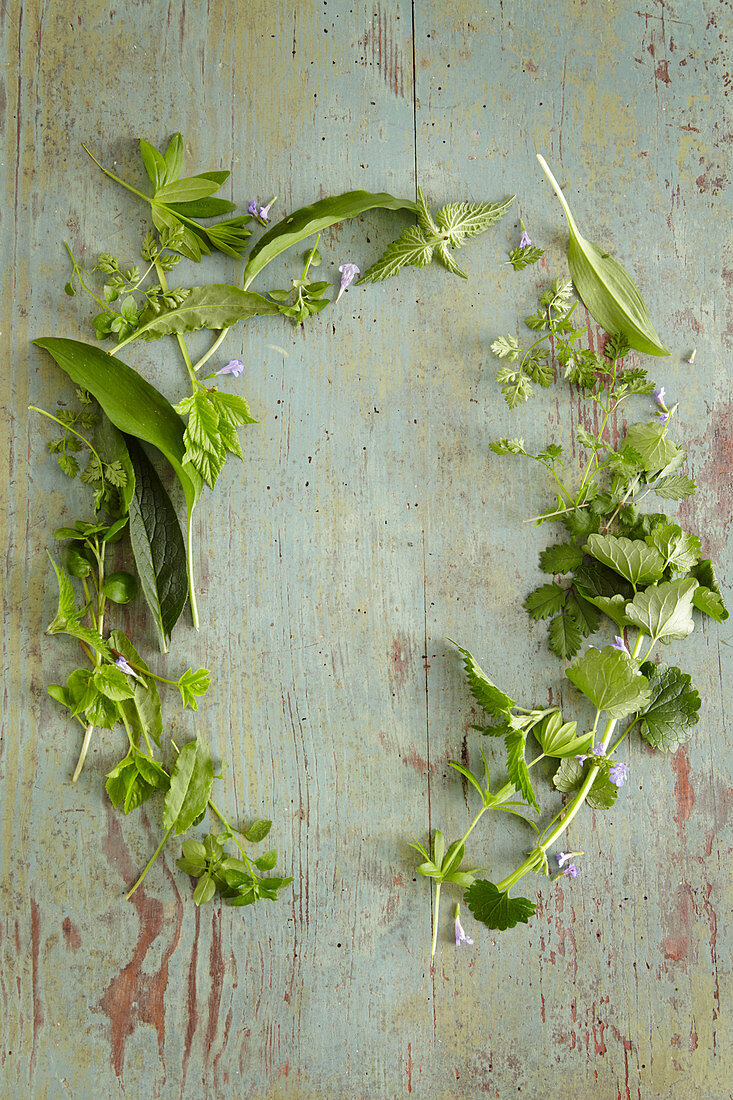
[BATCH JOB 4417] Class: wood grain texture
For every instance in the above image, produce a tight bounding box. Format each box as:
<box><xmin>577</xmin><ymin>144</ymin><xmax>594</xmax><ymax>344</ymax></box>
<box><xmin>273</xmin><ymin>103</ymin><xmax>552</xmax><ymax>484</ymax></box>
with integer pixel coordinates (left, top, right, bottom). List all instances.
<box><xmin>1</xmin><ymin>1</ymin><xmax>730</xmax><ymax>1096</ymax></box>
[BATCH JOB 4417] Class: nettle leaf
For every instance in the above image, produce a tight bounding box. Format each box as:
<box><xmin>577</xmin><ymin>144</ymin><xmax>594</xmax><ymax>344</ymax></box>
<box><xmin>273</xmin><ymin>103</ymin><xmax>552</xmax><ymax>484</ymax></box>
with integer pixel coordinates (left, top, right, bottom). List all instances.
<box><xmin>637</xmin><ymin>662</ymin><xmax>701</xmax><ymax>752</ymax></box>
<box><xmin>561</xmin><ymin>508</ymin><xmax>599</xmax><ymax>539</ymax></box>
<box><xmin>645</xmin><ymin>522</ymin><xmax>701</xmax><ymax>573</ymax></box>
<box><xmin>566</xmin><ymin>645</ymin><xmax>651</xmax><ymax>718</ymax></box>
<box><xmin>653</xmin><ymin>473</ymin><xmax>696</xmax><ymax>501</ymax></box>
<box><xmin>163</xmin><ymin>738</ymin><xmax>214</xmax><ymax>835</ymax></box>
<box><xmin>125</xmin><ymin>436</ymin><xmax>188</xmax><ymax>651</ymax></box>
<box><xmin>691</xmin><ymin>559</ymin><xmax>729</xmax><ymax>622</ymax></box>
<box><xmin>539</xmin><ymin>543</ymin><xmax>584</xmax><ymax>575</ymax></box>
<box><xmin>504</xmin><ymin>730</ymin><xmax>539</xmax><ymax>812</ymax></box>
<box><xmin>464</xmin><ymin>880</ymin><xmax>536</xmax><ymax>931</ymax></box>
<box><xmin>565</xmin><ymin>590</ymin><xmax>600</xmax><ymax>636</ymax></box>
<box><xmin>548</xmin><ymin>613</ymin><xmax>583</xmax><ymax>660</ymax></box>
<box><xmin>584</xmin><ymin>533</ymin><xmax>665</xmax><ymax>587</ymax></box>
<box><xmin>449</xmin><ymin>642</ymin><xmax>516</xmax><ymax>719</ymax></box>
<box><xmin>624</xmin><ymin>578</ymin><xmax>698</xmax><ymax>643</ymax></box>
<box><xmin>538</xmin><ymin>155</ymin><xmax>668</xmax><ymax>357</ymax></box>
<box><xmin>524</xmin><ymin>582</ymin><xmax>567</xmax><ymax>620</ymax></box>
<box><xmin>553</xmin><ymin>758</ymin><xmax>619</xmax><ymax>809</ymax></box>
<box><xmin>360</xmin><ymin>225</ymin><xmax>435</xmax><ymax>282</ymax></box>
<box><xmin>622</xmin><ymin>423</ymin><xmax>684</xmax><ymax>477</ymax></box>
<box><xmin>434</xmin><ymin>196</ymin><xmax>514</xmax><ymax>246</ymax></box>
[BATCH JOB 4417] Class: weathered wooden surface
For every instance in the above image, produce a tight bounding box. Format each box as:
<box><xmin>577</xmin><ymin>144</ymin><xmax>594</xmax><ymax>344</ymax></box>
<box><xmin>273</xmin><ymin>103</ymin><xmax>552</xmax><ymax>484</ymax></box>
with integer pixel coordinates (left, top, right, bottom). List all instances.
<box><xmin>1</xmin><ymin>1</ymin><xmax>730</xmax><ymax>1096</ymax></box>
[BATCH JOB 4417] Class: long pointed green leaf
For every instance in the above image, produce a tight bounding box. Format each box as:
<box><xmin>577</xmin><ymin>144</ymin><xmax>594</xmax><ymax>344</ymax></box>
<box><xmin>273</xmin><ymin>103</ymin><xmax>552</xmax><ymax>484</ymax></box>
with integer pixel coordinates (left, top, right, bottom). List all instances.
<box><xmin>538</xmin><ymin>155</ymin><xmax>669</xmax><ymax>357</ymax></box>
<box><xmin>242</xmin><ymin>190</ymin><xmax>418</xmax><ymax>289</ymax></box>
<box><xmin>115</xmin><ymin>286</ymin><xmax>279</xmax><ymax>349</ymax></box>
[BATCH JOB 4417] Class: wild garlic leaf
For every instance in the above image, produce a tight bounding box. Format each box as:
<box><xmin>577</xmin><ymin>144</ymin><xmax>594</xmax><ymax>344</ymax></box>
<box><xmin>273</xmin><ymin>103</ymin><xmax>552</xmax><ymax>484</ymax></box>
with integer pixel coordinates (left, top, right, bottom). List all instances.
<box><xmin>118</xmin><ymin>286</ymin><xmax>279</xmax><ymax>348</ymax></box>
<box><xmin>449</xmin><ymin>642</ymin><xmax>516</xmax><ymax>719</ymax></box>
<box><xmin>553</xmin><ymin>758</ymin><xmax>619</xmax><ymax>809</ymax></box>
<box><xmin>622</xmin><ymin>423</ymin><xmax>684</xmax><ymax>478</ymax></box>
<box><xmin>566</xmin><ymin>645</ymin><xmax>651</xmax><ymax>718</ymax></box>
<box><xmin>624</xmin><ymin>578</ymin><xmax>698</xmax><ymax>643</ymax></box>
<box><xmin>504</xmin><ymin>730</ymin><xmax>539</xmax><ymax>812</ymax></box>
<box><xmin>524</xmin><ymin>582</ymin><xmax>567</xmax><ymax>620</ymax></box>
<box><xmin>125</xmin><ymin>436</ymin><xmax>188</xmax><ymax>652</ymax></box>
<box><xmin>645</xmin><ymin>522</ymin><xmax>701</xmax><ymax>573</ymax></box>
<box><xmin>637</xmin><ymin>662</ymin><xmax>701</xmax><ymax>752</ymax></box>
<box><xmin>548</xmin><ymin>613</ymin><xmax>583</xmax><ymax>659</ymax></box>
<box><xmin>464</xmin><ymin>880</ymin><xmax>536</xmax><ymax>931</ymax></box>
<box><xmin>163</xmin><ymin>737</ymin><xmax>214</xmax><ymax>835</ymax></box>
<box><xmin>584</xmin><ymin>533</ymin><xmax>665</xmax><ymax>587</ymax></box>
<box><xmin>537</xmin><ymin>155</ymin><xmax>669</xmax><ymax>357</ymax></box>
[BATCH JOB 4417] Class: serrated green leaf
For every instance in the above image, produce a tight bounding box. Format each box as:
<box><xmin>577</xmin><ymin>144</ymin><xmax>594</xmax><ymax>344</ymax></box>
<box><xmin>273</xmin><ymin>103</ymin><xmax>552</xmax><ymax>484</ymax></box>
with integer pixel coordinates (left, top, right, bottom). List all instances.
<box><xmin>625</xmin><ymin>578</ymin><xmax>698</xmax><ymax>643</ymax></box>
<box><xmin>565</xmin><ymin>590</ymin><xmax>600</xmax><ymax>636</ymax></box>
<box><xmin>504</xmin><ymin>730</ymin><xmax>539</xmax><ymax>812</ymax></box>
<box><xmin>524</xmin><ymin>582</ymin><xmax>567</xmax><ymax>620</ymax></box>
<box><xmin>636</xmin><ymin>662</ymin><xmax>701</xmax><ymax>752</ymax></box>
<box><xmin>653</xmin><ymin>473</ymin><xmax>696</xmax><ymax>501</ymax></box>
<box><xmin>691</xmin><ymin>560</ymin><xmax>728</xmax><ymax>622</ymax></box>
<box><xmin>177</xmin><ymin>667</ymin><xmax>211</xmax><ymax>710</ymax></box>
<box><xmin>434</xmin><ymin>195</ymin><xmax>514</xmax><ymax>246</ymax></box>
<box><xmin>645</xmin><ymin>522</ymin><xmax>701</xmax><ymax>573</ymax></box>
<box><xmin>109</xmin><ymin>629</ymin><xmax>163</xmax><ymax>747</ymax></box>
<box><xmin>449</xmin><ymin>642</ymin><xmax>516</xmax><ymax>718</ymax></box>
<box><xmin>573</xmin><ymin>561</ymin><xmax>634</xmax><ymax>600</ymax></box>
<box><xmin>584</xmin><ymin>533</ymin><xmax>665</xmax><ymax>587</ymax></box>
<box><xmin>692</xmin><ymin>585</ymin><xmax>729</xmax><ymax>623</ymax></box>
<box><xmin>464</xmin><ymin>879</ymin><xmax>536</xmax><ymax>931</ymax></box>
<box><xmin>360</xmin><ymin>224</ymin><xmax>435</xmax><ymax>283</ymax></box>
<box><xmin>583</xmin><ymin>593</ymin><xmax>632</xmax><ymax>627</ymax></box>
<box><xmin>539</xmin><ymin>543</ymin><xmax>584</xmax><ymax>575</ymax></box>
<box><xmin>93</xmin><ymin>664</ymin><xmax>135</xmax><ymax>702</ymax></box>
<box><xmin>548</xmin><ymin>612</ymin><xmax>584</xmax><ymax>659</ymax></box>
<box><xmin>566</xmin><ymin>645</ymin><xmax>651</xmax><ymax>718</ymax></box>
<box><xmin>622</xmin><ymin>423</ymin><xmax>684</xmax><ymax>477</ymax></box>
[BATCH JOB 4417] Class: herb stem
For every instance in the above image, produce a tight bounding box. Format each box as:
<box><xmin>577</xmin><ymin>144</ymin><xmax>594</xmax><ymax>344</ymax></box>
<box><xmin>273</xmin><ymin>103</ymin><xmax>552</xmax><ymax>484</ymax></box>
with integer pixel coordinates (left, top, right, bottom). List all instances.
<box><xmin>431</xmin><ymin>881</ymin><xmax>442</xmax><ymax>958</ymax></box>
<box><xmin>208</xmin><ymin>799</ymin><xmax>259</xmax><ymax>878</ymax></box>
<box><xmin>192</xmin><ymin>328</ymin><xmax>228</xmax><ymax>373</ymax></box>
<box><xmin>71</xmin><ymin>724</ymin><xmax>95</xmax><ymax>783</ymax></box>
<box><xmin>63</xmin><ymin>242</ymin><xmax>114</xmax><ymax>313</ymax></box>
<box><xmin>125</xmin><ymin>824</ymin><xmax>175</xmax><ymax>900</ymax></box>
<box><xmin>154</xmin><ymin>260</ymin><xmax>198</xmax><ymax>386</ymax></box>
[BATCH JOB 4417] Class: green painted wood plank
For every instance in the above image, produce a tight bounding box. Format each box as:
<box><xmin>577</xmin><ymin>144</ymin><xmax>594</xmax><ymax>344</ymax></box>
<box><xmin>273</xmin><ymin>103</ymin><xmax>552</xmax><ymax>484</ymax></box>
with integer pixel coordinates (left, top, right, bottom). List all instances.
<box><xmin>1</xmin><ymin>1</ymin><xmax>729</xmax><ymax>1097</ymax></box>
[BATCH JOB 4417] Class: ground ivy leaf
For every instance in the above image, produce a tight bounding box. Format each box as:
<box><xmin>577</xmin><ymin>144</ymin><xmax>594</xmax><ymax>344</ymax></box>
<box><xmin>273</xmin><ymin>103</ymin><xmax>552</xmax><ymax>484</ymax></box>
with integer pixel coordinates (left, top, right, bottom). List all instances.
<box><xmin>625</xmin><ymin>578</ymin><xmax>698</xmax><ymax>643</ymax></box>
<box><xmin>645</xmin><ymin>522</ymin><xmax>701</xmax><ymax>573</ymax></box>
<box><xmin>449</xmin><ymin>642</ymin><xmax>516</xmax><ymax>719</ymax></box>
<box><xmin>548</xmin><ymin>613</ymin><xmax>583</xmax><ymax>659</ymax></box>
<box><xmin>566</xmin><ymin>645</ymin><xmax>651</xmax><ymax>718</ymax></box>
<box><xmin>553</xmin><ymin>758</ymin><xmax>619</xmax><ymax>808</ymax></box>
<box><xmin>622</xmin><ymin>423</ymin><xmax>684</xmax><ymax>477</ymax></box>
<box><xmin>692</xmin><ymin>585</ymin><xmax>729</xmax><ymax>623</ymax></box>
<box><xmin>539</xmin><ymin>542</ymin><xmax>584</xmax><ymax>574</ymax></box>
<box><xmin>504</xmin><ymin>730</ymin><xmax>539</xmax><ymax>812</ymax></box>
<box><xmin>637</xmin><ymin>662</ymin><xmax>701</xmax><ymax>752</ymax></box>
<box><xmin>691</xmin><ymin>560</ymin><xmax>729</xmax><ymax>622</ymax></box>
<box><xmin>583</xmin><ymin>592</ymin><xmax>632</xmax><ymax>627</ymax></box>
<box><xmin>573</xmin><ymin>561</ymin><xmax>634</xmax><ymax>600</ymax></box>
<box><xmin>584</xmin><ymin>533</ymin><xmax>665</xmax><ymax>587</ymax></box>
<box><xmin>163</xmin><ymin>737</ymin><xmax>214</xmax><ymax>834</ymax></box>
<box><xmin>464</xmin><ymin>879</ymin><xmax>536</xmax><ymax>931</ymax></box>
<box><xmin>524</xmin><ymin>582</ymin><xmax>567</xmax><ymax>620</ymax></box>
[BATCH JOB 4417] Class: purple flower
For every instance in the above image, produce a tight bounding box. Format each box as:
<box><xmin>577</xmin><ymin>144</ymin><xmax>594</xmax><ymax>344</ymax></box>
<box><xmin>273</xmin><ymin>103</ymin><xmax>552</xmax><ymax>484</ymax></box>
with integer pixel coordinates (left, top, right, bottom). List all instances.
<box><xmin>259</xmin><ymin>202</ymin><xmax>272</xmax><ymax>223</ymax></box>
<box><xmin>575</xmin><ymin>754</ymin><xmax>588</xmax><ymax>764</ymax></box>
<box><xmin>519</xmin><ymin>229</ymin><xmax>532</xmax><ymax>249</ymax></box>
<box><xmin>113</xmin><ymin>653</ymin><xmax>139</xmax><ymax>680</ymax></box>
<box><xmin>657</xmin><ymin>410</ymin><xmax>670</xmax><ymax>424</ymax></box>
<box><xmin>556</xmin><ymin>851</ymin><xmax>573</xmax><ymax>868</ymax></box>
<box><xmin>247</xmin><ymin>199</ymin><xmax>259</xmax><ymax>216</ymax></box>
<box><xmin>335</xmin><ymin>262</ymin><xmax>360</xmax><ymax>303</ymax></box>
<box><xmin>593</xmin><ymin>743</ymin><xmax>605</xmax><ymax>757</ymax></box>
<box><xmin>609</xmin><ymin>761</ymin><xmax>629</xmax><ymax>787</ymax></box>
<box><xmin>562</xmin><ymin>863</ymin><xmax>579</xmax><ymax>879</ymax></box>
<box><xmin>454</xmin><ymin>906</ymin><xmax>473</xmax><ymax>947</ymax></box>
<box><xmin>612</xmin><ymin>635</ymin><xmax>630</xmax><ymax>655</ymax></box>
<box><xmin>215</xmin><ymin>359</ymin><xmax>245</xmax><ymax>377</ymax></box>
<box><xmin>654</xmin><ymin>386</ymin><xmax>666</xmax><ymax>408</ymax></box>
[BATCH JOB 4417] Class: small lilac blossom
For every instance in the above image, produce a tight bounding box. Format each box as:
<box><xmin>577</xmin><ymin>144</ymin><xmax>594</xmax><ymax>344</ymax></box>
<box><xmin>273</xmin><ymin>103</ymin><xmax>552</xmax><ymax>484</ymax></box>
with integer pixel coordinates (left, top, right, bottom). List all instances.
<box><xmin>259</xmin><ymin>202</ymin><xmax>272</xmax><ymax>223</ymax></box>
<box><xmin>562</xmin><ymin>863</ymin><xmax>579</xmax><ymax>879</ymax></box>
<box><xmin>454</xmin><ymin>905</ymin><xmax>473</xmax><ymax>947</ymax></box>
<box><xmin>215</xmin><ymin>359</ymin><xmax>245</xmax><ymax>377</ymax></box>
<box><xmin>335</xmin><ymin>262</ymin><xmax>360</xmax><ymax>303</ymax></box>
<box><xmin>657</xmin><ymin>410</ymin><xmax>670</xmax><ymax>424</ymax></box>
<box><xmin>593</xmin><ymin>743</ymin><xmax>605</xmax><ymax>757</ymax></box>
<box><xmin>575</xmin><ymin>754</ymin><xmax>588</xmax><ymax>764</ymax></box>
<box><xmin>247</xmin><ymin>199</ymin><xmax>259</xmax><ymax>216</ymax></box>
<box><xmin>556</xmin><ymin>852</ymin><xmax>573</xmax><ymax>868</ymax></box>
<box><xmin>519</xmin><ymin>229</ymin><xmax>532</xmax><ymax>249</ymax></box>
<box><xmin>612</xmin><ymin>635</ymin><xmax>630</xmax><ymax>655</ymax></box>
<box><xmin>654</xmin><ymin>385</ymin><xmax>666</xmax><ymax>409</ymax></box>
<box><xmin>609</xmin><ymin>761</ymin><xmax>630</xmax><ymax>787</ymax></box>
<box><xmin>113</xmin><ymin>653</ymin><xmax>138</xmax><ymax>680</ymax></box>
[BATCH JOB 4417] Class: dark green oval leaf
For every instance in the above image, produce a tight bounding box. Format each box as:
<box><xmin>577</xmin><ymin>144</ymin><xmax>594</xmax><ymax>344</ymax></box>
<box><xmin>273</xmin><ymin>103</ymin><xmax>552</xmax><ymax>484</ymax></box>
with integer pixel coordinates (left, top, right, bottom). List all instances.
<box><xmin>465</xmin><ymin>879</ymin><xmax>537</xmax><ymax>931</ymax></box>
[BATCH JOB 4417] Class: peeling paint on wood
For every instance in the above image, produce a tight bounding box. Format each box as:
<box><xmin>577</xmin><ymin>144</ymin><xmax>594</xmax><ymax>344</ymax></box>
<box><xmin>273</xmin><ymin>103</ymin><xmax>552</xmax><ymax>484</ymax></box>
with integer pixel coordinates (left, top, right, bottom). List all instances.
<box><xmin>1</xmin><ymin>1</ymin><xmax>731</xmax><ymax>1097</ymax></box>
